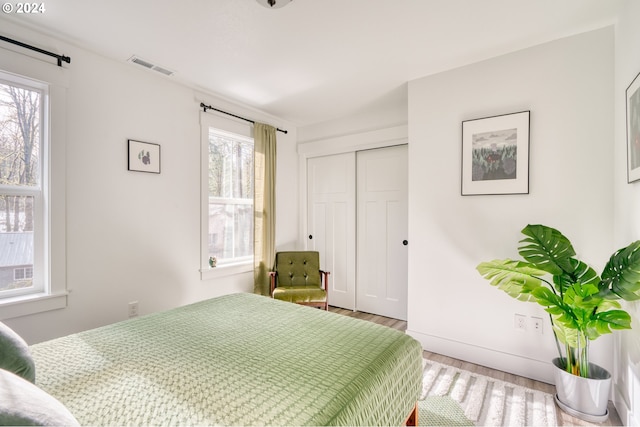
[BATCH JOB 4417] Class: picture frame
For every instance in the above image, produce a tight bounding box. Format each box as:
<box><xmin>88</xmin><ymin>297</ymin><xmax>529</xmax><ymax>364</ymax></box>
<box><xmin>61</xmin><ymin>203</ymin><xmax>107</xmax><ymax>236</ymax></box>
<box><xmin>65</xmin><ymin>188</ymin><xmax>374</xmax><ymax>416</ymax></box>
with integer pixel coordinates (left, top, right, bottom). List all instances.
<box><xmin>128</xmin><ymin>139</ymin><xmax>161</xmax><ymax>174</ymax></box>
<box><xmin>626</xmin><ymin>71</ymin><xmax>640</xmax><ymax>183</ymax></box>
<box><xmin>461</xmin><ymin>110</ymin><xmax>530</xmax><ymax>196</ymax></box>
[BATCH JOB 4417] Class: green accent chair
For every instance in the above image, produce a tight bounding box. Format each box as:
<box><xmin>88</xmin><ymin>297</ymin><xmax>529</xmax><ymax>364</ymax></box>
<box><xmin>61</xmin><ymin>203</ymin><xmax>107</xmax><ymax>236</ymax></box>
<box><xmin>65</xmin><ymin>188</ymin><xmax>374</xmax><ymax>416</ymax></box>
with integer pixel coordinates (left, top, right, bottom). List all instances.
<box><xmin>269</xmin><ymin>251</ymin><xmax>329</xmax><ymax>310</ymax></box>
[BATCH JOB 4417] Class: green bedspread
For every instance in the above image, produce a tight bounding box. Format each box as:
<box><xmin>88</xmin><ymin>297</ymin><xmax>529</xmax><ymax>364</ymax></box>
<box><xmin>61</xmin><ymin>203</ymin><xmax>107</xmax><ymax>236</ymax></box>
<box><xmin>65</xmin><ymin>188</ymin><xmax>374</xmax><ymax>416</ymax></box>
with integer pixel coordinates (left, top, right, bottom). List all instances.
<box><xmin>30</xmin><ymin>293</ymin><xmax>422</xmax><ymax>426</ymax></box>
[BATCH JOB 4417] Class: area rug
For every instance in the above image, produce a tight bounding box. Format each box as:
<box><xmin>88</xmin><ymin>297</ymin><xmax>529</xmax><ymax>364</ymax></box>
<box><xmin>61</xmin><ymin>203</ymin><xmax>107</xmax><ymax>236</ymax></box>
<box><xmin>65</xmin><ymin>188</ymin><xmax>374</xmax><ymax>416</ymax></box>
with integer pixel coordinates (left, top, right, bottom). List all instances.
<box><xmin>418</xmin><ymin>360</ymin><xmax>557</xmax><ymax>426</ymax></box>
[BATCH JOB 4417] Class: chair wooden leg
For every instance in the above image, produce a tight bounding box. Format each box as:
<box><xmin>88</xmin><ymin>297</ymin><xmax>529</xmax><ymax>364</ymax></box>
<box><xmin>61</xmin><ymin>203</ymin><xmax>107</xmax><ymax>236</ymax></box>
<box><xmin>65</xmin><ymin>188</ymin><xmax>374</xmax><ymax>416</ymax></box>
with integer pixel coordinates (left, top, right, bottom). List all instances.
<box><xmin>404</xmin><ymin>403</ymin><xmax>418</xmax><ymax>426</ymax></box>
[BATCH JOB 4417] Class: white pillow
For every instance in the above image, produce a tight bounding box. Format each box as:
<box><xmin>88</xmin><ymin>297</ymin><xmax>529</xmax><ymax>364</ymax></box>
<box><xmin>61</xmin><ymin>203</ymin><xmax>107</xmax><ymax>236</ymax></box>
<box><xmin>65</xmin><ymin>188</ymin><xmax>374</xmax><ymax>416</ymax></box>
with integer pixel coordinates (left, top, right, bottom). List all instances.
<box><xmin>0</xmin><ymin>368</ymin><xmax>79</xmax><ymax>426</ymax></box>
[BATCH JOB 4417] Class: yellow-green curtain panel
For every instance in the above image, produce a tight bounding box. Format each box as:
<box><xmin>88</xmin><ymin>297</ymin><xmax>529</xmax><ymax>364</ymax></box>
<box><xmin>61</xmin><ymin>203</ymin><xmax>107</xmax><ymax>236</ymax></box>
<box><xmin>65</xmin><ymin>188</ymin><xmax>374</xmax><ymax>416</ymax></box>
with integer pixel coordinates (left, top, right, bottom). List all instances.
<box><xmin>253</xmin><ymin>123</ymin><xmax>277</xmax><ymax>296</ymax></box>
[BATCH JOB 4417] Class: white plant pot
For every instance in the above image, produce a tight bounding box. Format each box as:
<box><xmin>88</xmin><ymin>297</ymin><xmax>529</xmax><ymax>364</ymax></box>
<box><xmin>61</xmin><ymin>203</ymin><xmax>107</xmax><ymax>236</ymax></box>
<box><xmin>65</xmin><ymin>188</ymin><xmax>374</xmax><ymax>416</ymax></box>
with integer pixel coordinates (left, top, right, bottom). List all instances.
<box><xmin>552</xmin><ymin>357</ymin><xmax>611</xmax><ymax>423</ymax></box>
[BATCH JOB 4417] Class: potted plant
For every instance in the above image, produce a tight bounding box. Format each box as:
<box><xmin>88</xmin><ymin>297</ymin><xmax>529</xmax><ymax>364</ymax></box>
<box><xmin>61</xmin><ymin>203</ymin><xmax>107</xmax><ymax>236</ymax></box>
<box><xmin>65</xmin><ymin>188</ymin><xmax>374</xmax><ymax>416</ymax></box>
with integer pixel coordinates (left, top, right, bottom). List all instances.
<box><xmin>476</xmin><ymin>224</ymin><xmax>640</xmax><ymax>422</ymax></box>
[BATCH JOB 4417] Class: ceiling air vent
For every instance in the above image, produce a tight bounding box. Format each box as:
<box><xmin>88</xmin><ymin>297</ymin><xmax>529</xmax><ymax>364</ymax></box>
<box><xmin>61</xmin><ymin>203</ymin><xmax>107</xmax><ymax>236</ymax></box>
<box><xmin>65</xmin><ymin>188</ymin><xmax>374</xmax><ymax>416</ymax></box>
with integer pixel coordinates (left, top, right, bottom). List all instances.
<box><xmin>128</xmin><ymin>56</ymin><xmax>175</xmax><ymax>76</ymax></box>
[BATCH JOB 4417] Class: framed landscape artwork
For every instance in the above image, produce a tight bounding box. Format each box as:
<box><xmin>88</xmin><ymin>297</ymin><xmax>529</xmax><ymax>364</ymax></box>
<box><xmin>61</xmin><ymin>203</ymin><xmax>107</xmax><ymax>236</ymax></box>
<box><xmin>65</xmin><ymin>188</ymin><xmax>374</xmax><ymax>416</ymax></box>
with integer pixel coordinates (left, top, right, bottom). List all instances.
<box><xmin>461</xmin><ymin>111</ymin><xmax>530</xmax><ymax>195</ymax></box>
<box><xmin>627</xmin><ymin>72</ymin><xmax>640</xmax><ymax>183</ymax></box>
<box><xmin>128</xmin><ymin>139</ymin><xmax>161</xmax><ymax>174</ymax></box>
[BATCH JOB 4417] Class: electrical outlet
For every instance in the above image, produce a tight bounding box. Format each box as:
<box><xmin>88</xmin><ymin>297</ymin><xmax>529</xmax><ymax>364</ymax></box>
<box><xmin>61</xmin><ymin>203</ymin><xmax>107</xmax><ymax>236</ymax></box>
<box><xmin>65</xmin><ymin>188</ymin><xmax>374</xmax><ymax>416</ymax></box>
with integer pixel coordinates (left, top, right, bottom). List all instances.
<box><xmin>514</xmin><ymin>314</ymin><xmax>527</xmax><ymax>331</ymax></box>
<box><xmin>531</xmin><ymin>316</ymin><xmax>543</xmax><ymax>335</ymax></box>
<box><xmin>128</xmin><ymin>301</ymin><xmax>139</xmax><ymax>318</ymax></box>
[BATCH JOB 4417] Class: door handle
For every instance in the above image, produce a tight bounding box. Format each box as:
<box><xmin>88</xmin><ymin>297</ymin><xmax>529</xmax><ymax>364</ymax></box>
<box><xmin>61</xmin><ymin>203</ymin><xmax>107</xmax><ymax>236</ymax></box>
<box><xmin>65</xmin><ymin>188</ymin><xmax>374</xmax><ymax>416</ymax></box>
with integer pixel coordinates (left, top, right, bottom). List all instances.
<box><xmin>309</xmin><ymin>235</ymin><xmax>313</xmax><ymax>240</ymax></box>
<box><xmin>402</xmin><ymin>240</ymin><xmax>408</xmax><ymax>246</ymax></box>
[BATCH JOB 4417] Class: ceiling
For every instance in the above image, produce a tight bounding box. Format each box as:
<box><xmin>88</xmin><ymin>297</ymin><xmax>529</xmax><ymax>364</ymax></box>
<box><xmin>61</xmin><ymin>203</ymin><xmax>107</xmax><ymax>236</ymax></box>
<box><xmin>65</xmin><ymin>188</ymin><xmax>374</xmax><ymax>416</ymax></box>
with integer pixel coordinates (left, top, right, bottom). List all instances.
<box><xmin>4</xmin><ymin>0</ymin><xmax>622</xmax><ymax>126</ymax></box>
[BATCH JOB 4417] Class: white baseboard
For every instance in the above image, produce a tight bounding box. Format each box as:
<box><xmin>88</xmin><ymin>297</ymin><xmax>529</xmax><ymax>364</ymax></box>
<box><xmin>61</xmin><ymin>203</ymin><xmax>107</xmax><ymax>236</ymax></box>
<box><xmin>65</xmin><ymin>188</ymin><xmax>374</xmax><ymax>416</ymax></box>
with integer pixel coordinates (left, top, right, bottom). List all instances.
<box><xmin>613</xmin><ymin>385</ymin><xmax>633</xmax><ymax>426</ymax></box>
<box><xmin>407</xmin><ymin>329</ymin><xmax>555</xmax><ymax>384</ymax></box>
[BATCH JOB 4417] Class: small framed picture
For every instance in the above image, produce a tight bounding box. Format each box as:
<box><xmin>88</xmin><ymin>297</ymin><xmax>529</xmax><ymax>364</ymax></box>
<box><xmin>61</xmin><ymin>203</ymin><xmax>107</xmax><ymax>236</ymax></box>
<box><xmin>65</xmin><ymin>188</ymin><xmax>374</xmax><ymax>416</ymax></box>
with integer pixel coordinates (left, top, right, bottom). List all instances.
<box><xmin>626</xmin><ymin>72</ymin><xmax>640</xmax><ymax>183</ymax></box>
<box><xmin>461</xmin><ymin>111</ymin><xmax>530</xmax><ymax>195</ymax></box>
<box><xmin>128</xmin><ymin>139</ymin><xmax>160</xmax><ymax>174</ymax></box>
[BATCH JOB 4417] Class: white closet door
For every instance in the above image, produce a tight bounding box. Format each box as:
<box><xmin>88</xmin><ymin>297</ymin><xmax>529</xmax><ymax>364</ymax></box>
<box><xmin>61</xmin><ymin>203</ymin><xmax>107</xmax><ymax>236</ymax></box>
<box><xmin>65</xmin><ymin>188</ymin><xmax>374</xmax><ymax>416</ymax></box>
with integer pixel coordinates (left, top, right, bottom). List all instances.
<box><xmin>356</xmin><ymin>145</ymin><xmax>408</xmax><ymax>320</ymax></box>
<box><xmin>307</xmin><ymin>153</ymin><xmax>356</xmax><ymax>310</ymax></box>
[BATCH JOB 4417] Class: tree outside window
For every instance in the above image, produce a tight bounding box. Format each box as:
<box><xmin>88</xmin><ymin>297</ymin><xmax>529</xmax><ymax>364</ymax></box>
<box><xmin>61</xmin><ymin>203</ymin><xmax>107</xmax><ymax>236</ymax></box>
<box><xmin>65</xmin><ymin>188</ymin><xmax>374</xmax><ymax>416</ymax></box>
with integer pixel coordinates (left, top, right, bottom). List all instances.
<box><xmin>207</xmin><ymin>129</ymin><xmax>254</xmax><ymax>265</ymax></box>
<box><xmin>0</xmin><ymin>79</ymin><xmax>42</xmax><ymax>293</ymax></box>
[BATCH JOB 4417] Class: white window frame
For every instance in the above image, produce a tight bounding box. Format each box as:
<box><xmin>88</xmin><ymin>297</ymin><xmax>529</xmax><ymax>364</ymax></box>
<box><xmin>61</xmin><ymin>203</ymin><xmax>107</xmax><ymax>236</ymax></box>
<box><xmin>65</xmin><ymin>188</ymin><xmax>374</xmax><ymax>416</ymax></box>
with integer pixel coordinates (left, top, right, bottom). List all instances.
<box><xmin>0</xmin><ymin>76</ymin><xmax>46</xmax><ymax>299</ymax></box>
<box><xmin>200</xmin><ymin>112</ymin><xmax>254</xmax><ymax>280</ymax></box>
<box><xmin>0</xmin><ymin>47</ymin><xmax>68</xmax><ymax>319</ymax></box>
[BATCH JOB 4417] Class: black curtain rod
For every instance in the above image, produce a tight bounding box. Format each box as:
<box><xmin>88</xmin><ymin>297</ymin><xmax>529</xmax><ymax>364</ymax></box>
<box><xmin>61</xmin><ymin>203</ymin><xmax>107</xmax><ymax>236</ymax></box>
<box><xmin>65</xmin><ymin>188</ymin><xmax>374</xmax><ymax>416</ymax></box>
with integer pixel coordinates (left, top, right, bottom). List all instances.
<box><xmin>0</xmin><ymin>35</ymin><xmax>71</xmax><ymax>67</ymax></box>
<box><xmin>200</xmin><ymin>102</ymin><xmax>287</xmax><ymax>134</ymax></box>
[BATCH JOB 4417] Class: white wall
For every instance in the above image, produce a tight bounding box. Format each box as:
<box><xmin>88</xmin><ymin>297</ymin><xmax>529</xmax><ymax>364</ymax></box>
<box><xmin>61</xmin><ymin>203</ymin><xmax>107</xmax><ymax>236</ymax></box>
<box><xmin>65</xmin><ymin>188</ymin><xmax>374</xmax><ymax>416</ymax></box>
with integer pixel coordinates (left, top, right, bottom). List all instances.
<box><xmin>406</xmin><ymin>27</ymin><xmax>615</xmax><ymax>384</ymax></box>
<box><xmin>0</xmin><ymin>20</ymin><xmax>298</xmax><ymax>344</ymax></box>
<box><xmin>613</xmin><ymin>0</ymin><xmax>640</xmax><ymax>424</ymax></box>
<box><xmin>297</xmin><ymin>84</ymin><xmax>407</xmax><ymax>144</ymax></box>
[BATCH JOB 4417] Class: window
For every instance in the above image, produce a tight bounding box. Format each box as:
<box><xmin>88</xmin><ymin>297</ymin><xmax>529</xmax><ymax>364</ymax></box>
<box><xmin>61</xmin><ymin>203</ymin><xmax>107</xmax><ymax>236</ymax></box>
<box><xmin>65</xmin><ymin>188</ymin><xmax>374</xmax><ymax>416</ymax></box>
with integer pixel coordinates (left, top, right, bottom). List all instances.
<box><xmin>207</xmin><ymin>129</ymin><xmax>254</xmax><ymax>265</ymax></box>
<box><xmin>0</xmin><ymin>50</ymin><xmax>67</xmax><ymax>318</ymax></box>
<box><xmin>14</xmin><ymin>267</ymin><xmax>33</xmax><ymax>281</ymax></box>
<box><xmin>201</xmin><ymin>114</ymin><xmax>254</xmax><ymax>277</ymax></box>
<box><xmin>0</xmin><ymin>74</ymin><xmax>46</xmax><ymax>299</ymax></box>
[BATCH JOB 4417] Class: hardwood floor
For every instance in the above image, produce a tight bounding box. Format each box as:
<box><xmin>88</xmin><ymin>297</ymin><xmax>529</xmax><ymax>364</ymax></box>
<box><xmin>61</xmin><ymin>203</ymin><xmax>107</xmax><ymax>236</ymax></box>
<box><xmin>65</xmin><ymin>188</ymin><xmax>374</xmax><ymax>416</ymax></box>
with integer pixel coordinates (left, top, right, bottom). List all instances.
<box><xmin>329</xmin><ymin>306</ymin><xmax>623</xmax><ymax>426</ymax></box>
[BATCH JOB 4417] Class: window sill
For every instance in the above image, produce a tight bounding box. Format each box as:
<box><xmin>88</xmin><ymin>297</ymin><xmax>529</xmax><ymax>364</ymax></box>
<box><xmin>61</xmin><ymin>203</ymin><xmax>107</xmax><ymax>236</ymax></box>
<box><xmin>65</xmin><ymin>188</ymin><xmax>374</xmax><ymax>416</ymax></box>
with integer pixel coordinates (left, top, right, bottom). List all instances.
<box><xmin>0</xmin><ymin>292</ymin><xmax>68</xmax><ymax>320</ymax></box>
<box><xmin>200</xmin><ymin>262</ymin><xmax>253</xmax><ymax>281</ymax></box>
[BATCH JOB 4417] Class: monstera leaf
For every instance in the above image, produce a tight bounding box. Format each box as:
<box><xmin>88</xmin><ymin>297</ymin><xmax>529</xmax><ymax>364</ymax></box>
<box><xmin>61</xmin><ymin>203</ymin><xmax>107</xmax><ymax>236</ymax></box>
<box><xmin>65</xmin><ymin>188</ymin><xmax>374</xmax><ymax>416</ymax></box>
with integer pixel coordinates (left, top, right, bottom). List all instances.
<box><xmin>600</xmin><ymin>240</ymin><xmax>640</xmax><ymax>301</ymax></box>
<box><xmin>533</xmin><ymin>284</ymin><xmax>630</xmax><ymax>345</ymax></box>
<box><xmin>476</xmin><ymin>259</ymin><xmax>548</xmax><ymax>302</ymax></box>
<box><xmin>552</xmin><ymin>258</ymin><xmax>600</xmax><ymax>294</ymax></box>
<box><xmin>519</xmin><ymin>224</ymin><xmax>576</xmax><ymax>275</ymax></box>
<box><xmin>587</xmin><ymin>310</ymin><xmax>632</xmax><ymax>339</ymax></box>
<box><xmin>531</xmin><ymin>286</ymin><xmax>578</xmax><ymax>332</ymax></box>
<box><xmin>520</xmin><ymin>225</ymin><xmax>601</xmax><ymax>295</ymax></box>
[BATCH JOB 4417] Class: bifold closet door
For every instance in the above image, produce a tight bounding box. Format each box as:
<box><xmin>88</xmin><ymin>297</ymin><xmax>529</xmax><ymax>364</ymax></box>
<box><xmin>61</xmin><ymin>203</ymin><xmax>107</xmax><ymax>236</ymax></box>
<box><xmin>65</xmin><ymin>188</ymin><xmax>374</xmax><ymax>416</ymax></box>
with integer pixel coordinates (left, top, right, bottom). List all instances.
<box><xmin>356</xmin><ymin>145</ymin><xmax>408</xmax><ymax>321</ymax></box>
<box><xmin>306</xmin><ymin>153</ymin><xmax>356</xmax><ymax>310</ymax></box>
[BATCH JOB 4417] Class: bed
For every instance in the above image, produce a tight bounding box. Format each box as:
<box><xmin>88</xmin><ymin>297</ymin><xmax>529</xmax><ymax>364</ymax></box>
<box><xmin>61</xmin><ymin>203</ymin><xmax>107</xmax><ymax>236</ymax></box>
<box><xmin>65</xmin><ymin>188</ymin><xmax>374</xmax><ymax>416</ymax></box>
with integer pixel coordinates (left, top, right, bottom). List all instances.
<box><xmin>24</xmin><ymin>293</ymin><xmax>422</xmax><ymax>426</ymax></box>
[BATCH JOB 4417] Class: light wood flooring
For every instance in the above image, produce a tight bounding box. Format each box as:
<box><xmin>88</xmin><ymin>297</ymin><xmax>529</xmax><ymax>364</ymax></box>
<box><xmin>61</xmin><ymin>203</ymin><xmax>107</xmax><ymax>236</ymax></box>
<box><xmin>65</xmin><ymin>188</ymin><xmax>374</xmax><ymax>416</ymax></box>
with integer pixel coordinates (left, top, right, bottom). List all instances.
<box><xmin>329</xmin><ymin>306</ymin><xmax>623</xmax><ymax>427</ymax></box>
